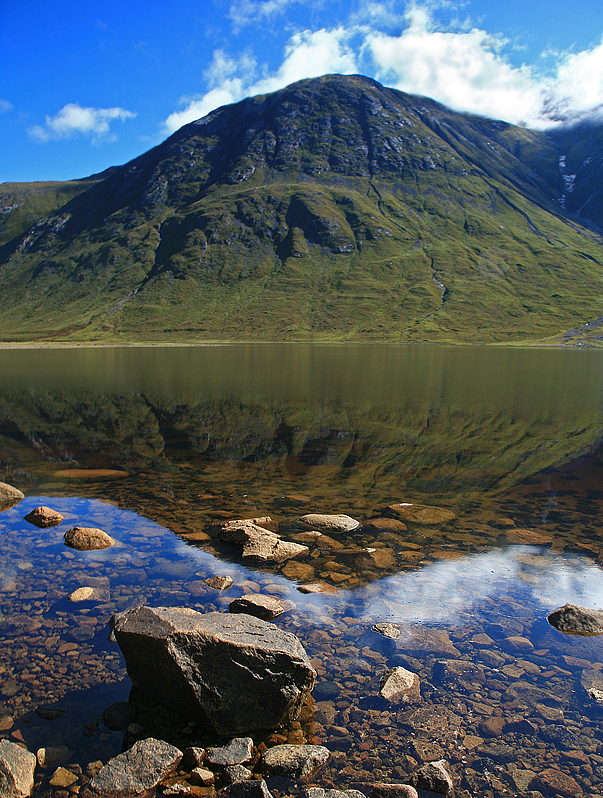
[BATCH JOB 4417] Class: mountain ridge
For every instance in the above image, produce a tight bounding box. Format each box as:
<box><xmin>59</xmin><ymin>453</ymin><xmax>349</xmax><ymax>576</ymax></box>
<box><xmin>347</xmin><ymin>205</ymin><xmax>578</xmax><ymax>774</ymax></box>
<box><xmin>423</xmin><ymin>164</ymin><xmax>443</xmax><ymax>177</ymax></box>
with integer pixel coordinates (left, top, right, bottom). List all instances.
<box><xmin>2</xmin><ymin>74</ymin><xmax>603</xmax><ymax>344</ymax></box>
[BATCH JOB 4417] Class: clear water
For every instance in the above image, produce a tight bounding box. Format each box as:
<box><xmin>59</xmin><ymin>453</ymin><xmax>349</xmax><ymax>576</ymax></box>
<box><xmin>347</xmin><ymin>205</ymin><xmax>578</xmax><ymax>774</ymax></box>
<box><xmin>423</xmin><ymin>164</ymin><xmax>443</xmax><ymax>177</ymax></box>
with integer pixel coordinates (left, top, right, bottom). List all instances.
<box><xmin>1</xmin><ymin>344</ymin><xmax>603</xmax><ymax>796</ymax></box>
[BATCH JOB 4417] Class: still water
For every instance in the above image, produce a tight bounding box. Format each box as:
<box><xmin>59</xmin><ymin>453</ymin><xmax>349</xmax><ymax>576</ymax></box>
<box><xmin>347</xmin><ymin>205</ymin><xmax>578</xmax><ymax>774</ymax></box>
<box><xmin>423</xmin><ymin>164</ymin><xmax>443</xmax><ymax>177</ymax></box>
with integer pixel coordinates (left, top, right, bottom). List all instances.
<box><xmin>1</xmin><ymin>344</ymin><xmax>603</xmax><ymax>796</ymax></box>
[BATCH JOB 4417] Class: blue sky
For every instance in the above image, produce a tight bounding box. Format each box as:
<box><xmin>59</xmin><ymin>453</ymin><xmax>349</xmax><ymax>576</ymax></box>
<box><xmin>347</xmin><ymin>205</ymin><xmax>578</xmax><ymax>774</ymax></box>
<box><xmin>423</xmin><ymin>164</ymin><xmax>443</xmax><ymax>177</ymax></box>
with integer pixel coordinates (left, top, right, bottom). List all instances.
<box><xmin>2</xmin><ymin>0</ymin><xmax>603</xmax><ymax>182</ymax></box>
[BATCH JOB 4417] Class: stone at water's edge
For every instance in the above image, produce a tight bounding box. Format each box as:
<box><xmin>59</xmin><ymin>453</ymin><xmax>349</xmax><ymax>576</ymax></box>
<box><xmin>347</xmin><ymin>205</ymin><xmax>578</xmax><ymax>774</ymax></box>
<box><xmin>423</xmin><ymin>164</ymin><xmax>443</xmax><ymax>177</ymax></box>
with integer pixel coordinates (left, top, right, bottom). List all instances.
<box><xmin>262</xmin><ymin>744</ymin><xmax>330</xmax><ymax>780</ymax></box>
<box><xmin>0</xmin><ymin>739</ymin><xmax>36</xmax><ymax>798</ymax></box>
<box><xmin>0</xmin><ymin>482</ymin><xmax>24</xmax><ymax>511</ymax></box>
<box><xmin>64</xmin><ymin>526</ymin><xmax>115</xmax><ymax>551</ymax></box>
<box><xmin>548</xmin><ymin>603</ymin><xmax>603</xmax><ymax>635</ymax></box>
<box><xmin>111</xmin><ymin>606</ymin><xmax>316</xmax><ymax>735</ymax></box>
<box><xmin>216</xmin><ymin>519</ymin><xmax>309</xmax><ymax>563</ymax></box>
<box><xmin>228</xmin><ymin>594</ymin><xmax>289</xmax><ymax>620</ymax></box>
<box><xmin>83</xmin><ymin>737</ymin><xmax>182</xmax><ymax>797</ymax></box>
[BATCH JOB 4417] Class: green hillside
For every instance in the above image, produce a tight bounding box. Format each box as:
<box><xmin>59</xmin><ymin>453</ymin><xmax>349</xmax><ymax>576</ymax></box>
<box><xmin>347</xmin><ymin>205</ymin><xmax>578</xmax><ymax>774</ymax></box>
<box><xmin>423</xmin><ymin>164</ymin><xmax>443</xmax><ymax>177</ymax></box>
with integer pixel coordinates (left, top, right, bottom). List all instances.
<box><xmin>1</xmin><ymin>75</ymin><xmax>603</xmax><ymax>344</ymax></box>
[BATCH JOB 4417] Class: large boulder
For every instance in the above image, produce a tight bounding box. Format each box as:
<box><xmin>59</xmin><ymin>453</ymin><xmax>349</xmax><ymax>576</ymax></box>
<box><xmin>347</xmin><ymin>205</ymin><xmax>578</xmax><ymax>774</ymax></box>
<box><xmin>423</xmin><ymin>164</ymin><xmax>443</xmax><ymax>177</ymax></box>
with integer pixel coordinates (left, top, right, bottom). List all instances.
<box><xmin>0</xmin><ymin>739</ymin><xmax>36</xmax><ymax>797</ymax></box>
<box><xmin>548</xmin><ymin>603</ymin><xmax>603</xmax><ymax>635</ymax></box>
<box><xmin>111</xmin><ymin>606</ymin><xmax>316</xmax><ymax>735</ymax></box>
<box><xmin>0</xmin><ymin>483</ymin><xmax>24</xmax><ymax>511</ymax></box>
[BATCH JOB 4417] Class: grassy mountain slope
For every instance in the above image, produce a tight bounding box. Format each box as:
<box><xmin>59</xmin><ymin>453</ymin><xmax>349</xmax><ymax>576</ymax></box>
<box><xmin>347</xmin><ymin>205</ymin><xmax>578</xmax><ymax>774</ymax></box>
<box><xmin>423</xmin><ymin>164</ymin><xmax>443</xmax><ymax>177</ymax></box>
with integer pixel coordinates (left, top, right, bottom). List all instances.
<box><xmin>1</xmin><ymin>75</ymin><xmax>603</xmax><ymax>343</ymax></box>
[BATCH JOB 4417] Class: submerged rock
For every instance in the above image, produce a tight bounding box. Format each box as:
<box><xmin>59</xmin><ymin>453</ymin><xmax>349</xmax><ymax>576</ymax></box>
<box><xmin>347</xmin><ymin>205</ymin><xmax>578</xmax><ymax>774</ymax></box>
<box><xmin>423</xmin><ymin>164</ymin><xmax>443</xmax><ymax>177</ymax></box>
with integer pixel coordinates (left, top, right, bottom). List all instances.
<box><xmin>0</xmin><ymin>739</ymin><xmax>36</xmax><ymax>797</ymax></box>
<box><xmin>23</xmin><ymin>506</ymin><xmax>63</xmax><ymax>527</ymax></box>
<box><xmin>281</xmin><ymin>514</ymin><xmax>360</xmax><ymax>535</ymax></box>
<box><xmin>83</xmin><ymin>738</ymin><xmax>182</xmax><ymax>797</ymax></box>
<box><xmin>386</xmin><ymin>503</ymin><xmax>456</xmax><ymax>526</ymax></box>
<box><xmin>0</xmin><ymin>482</ymin><xmax>24</xmax><ymax>511</ymax></box>
<box><xmin>371</xmin><ymin>786</ymin><xmax>419</xmax><ymax>798</ymax></box>
<box><xmin>111</xmin><ymin>606</ymin><xmax>316</xmax><ymax>735</ymax></box>
<box><xmin>379</xmin><ymin>667</ymin><xmax>421</xmax><ymax>703</ymax></box>
<box><xmin>548</xmin><ymin>603</ymin><xmax>603</xmax><ymax>635</ymax></box>
<box><xmin>64</xmin><ymin>526</ymin><xmax>115</xmax><ymax>551</ymax></box>
<box><xmin>204</xmin><ymin>575</ymin><xmax>233</xmax><ymax>590</ymax></box>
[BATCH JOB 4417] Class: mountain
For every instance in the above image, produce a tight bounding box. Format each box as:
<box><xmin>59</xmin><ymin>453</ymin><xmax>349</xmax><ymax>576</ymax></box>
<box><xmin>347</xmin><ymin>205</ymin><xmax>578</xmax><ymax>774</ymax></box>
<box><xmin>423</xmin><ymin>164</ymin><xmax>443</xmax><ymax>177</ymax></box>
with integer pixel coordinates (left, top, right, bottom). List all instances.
<box><xmin>2</xmin><ymin>74</ymin><xmax>603</xmax><ymax>344</ymax></box>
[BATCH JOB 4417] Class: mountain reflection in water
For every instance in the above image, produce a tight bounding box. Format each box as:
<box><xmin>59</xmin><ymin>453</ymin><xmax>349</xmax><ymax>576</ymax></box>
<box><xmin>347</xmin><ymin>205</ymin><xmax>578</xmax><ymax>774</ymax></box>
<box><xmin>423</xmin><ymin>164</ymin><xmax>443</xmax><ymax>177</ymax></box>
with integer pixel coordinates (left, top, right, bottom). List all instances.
<box><xmin>2</xmin><ymin>344</ymin><xmax>603</xmax><ymax>795</ymax></box>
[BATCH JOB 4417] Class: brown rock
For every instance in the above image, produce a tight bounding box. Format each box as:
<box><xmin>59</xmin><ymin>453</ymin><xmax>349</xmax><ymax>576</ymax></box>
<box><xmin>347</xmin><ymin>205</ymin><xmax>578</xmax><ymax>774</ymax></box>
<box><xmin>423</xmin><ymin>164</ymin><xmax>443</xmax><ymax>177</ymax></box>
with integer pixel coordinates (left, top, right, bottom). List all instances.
<box><xmin>371</xmin><ymin>784</ymin><xmax>419</xmax><ymax>798</ymax></box>
<box><xmin>64</xmin><ymin>526</ymin><xmax>115</xmax><ymax>551</ymax></box>
<box><xmin>50</xmin><ymin>766</ymin><xmax>78</xmax><ymax>787</ymax></box>
<box><xmin>229</xmin><ymin>594</ymin><xmax>288</xmax><ymax>620</ymax></box>
<box><xmin>0</xmin><ymin>482</ymin><xmax>24</xmax><ymax>510</ymax></box>
<box><xmin>479</xmin><ymin>716</ymin><xmax>506</xmax><ymax>737</ymax></box>
<box><xmin>386</xmin><ymin>503</ymin><xmax>456</xmax><ymax>526</ymax></box>
<box><xmin>281</xmin><ymin>561</ymin><xmax>315</xmax><ymax>582</ymax></box>
<box><xmin>52</xmin><ymin>468</ymin><xmax>128</xmax><ymax>480</ymax></box>
<box><xmin>360</xmin><ymin>517</ymin><xmax>408</xmax><ymax>533</ymax></box>
<box><xmin>297</xmin><ymin>582</ymin><xmax>336</xmax><ymax>594</ymax></box>
<box><xmin>204</xmin><ymin>575</ymin><xmax>233</xmax><ymax>590</ymax></box>
<box><xmin>501</xmin><ymin>636</ymin><xmax>534</xmax><ymax>654</ymax></box>
<box><xmin>24</xmin><ymin>506</ymin><xmax>63</xmax><ymax>527</ymax></box>
<box><xmin>503</xmin><ymin>528</ymin><xmax>553</xmax><ymax>544</ymax></box>
<box><xmin>535</xmin><ymin>767</ymin><xmax>581</xmax><ymax>797</ymax></box>
<box><xmin>282</xmin><ymin>513</ymin><xmax>360</xmax><ymax>535</ymax></box>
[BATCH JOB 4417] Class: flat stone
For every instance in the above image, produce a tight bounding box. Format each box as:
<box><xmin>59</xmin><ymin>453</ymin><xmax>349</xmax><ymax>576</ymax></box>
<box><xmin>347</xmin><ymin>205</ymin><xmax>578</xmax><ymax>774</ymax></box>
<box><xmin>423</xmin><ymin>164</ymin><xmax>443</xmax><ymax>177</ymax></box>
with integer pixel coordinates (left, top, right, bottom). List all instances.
<box><xmin>207</xmin><ymin>738</ymin><xmax>253</xmax><ymax>767</ymax></box>
<box><xmin>307</xmin><ymin>790</ymin><xmax>367</xmax><ymax>798</ymax></box>
<box><xmin>0</xmin><ymin>739</ymin><xmax>36</xmax><ymax>797</ymax></box>
<box><xmin>68</xmin><ymin>586</ymin><xmax>110</xmax><ymax>602</ymax></box>
<box><xmin>548</xmin><ymin>603</ymin><xmax>603</xmax><ymax>636</ymax></box>
<box><xmin>229</xmin><ymin>594</ymin><xmax>288</xmax><ymax>620</ymax></box>
<box><xmin>86</xmin><ymin>737</ymin><xmax>182</xmax><ymax>797</ymax></box>
<box><xmin>23</xmin><ymin>506</ymin><xmax>63</xmax><ymax>527</ymax></box>
<box><xmin>379</xmin><ymin>667</ymin><xmax>420</xmax><ymax>703</ymax></box>
<box><xmin>204</xmin><ymin>575</ymin><xmax>233</xmax><ymax>590</ymax></box>
<box><xmin>386</xmin><ymin>503</ymin><xmax>456</xmax><ymax>526</ymax></box>
<box><xmin>507</xmin><ymin>769</ymin><xmax>537</xmax><ymax>793</ymax></box>
<box><xmin>297</xmin><ymin>582</ymin><xmax>336</xmax><ymax>594</ymax></box>
<box><xmin>501</xmin><ymin>635</ymin><xmax>534</xmax><ymax>653</ymax></box>
<box><xmin>535</xmin><ymin>767</ymin><xmax>581</xmax><ymax>797</ymax></box>
<box><xmin>262</xmin><ymin>744</ymin><xmax>330</xmax><ymax>780</ymax></box>
<box><xmin>282</xmin><ymin>514</ymin><xmax>360</xmax><ymax>535</ymax></box>
<box><xmin>64</xmin><ymin>526</ymin><xmax>115</xmax><ymax>551</ymax></box>
<box><xmin>581</xmin><ymin>669</ymin><xmax>603</xmax><ymax>706</ymax></box>
<box><xmin>479</xmin><ymin>717</ymin><xmax>506</xmax><ymax>737</ymax></box>
<box><xmin>373</xmin><ymin>623</ymin><xmax>402</xmax><ymax>640</ymax></box>
<box><xmin>281</xmin><ymin>561</ymin><xmax>315</xmax><ymax>582</ymax></box>
<box><xmin>217</xmin><ymin>520</ymin><xmax>308</xmax><ymax>563</ymax></box>
<box><xmin>360</xmin><ymin>517</ymin><xmax>408</xmax><ymax>533</ymax></box>
<box><xmin>0</xmin><ymin>482</ymin><xmax>24</xmax><ymax>510</ymax></box>
<box><xmin>503</xmin><ymin>528</ymin><xmax>553</xmax><ymax>544</ymax></box>
<box><xmin>394</xmin><ymin>625</ymin><xmax>459</xmax><ymax>657</ymax></box>
<box><xmin>433</xmin><ymin>659</ymin><xmax>485</xmax><ymax>685</ymax></box>
<box><xmin>49</xmin><ymin>767</ymin><xmax>78</xmax><ymax>787</ymax></box>
<box><xmin>111</xmin><ymin>607</ymin><xmax>316</xmax><ymax>735</ymax></box>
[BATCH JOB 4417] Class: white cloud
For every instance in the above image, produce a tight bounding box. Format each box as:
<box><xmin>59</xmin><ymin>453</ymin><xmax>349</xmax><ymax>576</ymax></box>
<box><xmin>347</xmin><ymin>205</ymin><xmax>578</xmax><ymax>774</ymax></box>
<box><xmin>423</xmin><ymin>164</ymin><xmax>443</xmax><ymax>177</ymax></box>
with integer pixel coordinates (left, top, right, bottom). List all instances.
<box><xmin>163</xmin><ymin>28</ymin><xmax>358</xmax><ymax>135</ymax></box>
<box><xmin>29</xmin><ymin>103</ymin><xmax>136</xmax><ymax>143</ymax></box>
<box><xmin>548</xmin><ymin>41</ymin><xmax>603</xmax><ymax>123</ymax></box>
<box><xmin>0</xmin><ymin>99</ymin><xmax>13</xmax><ymax>113</ymax></box>
<box><xmin>229</xmin><ymin>0</ymin><xmax>298</xmax><ymax>29</ymax></box>
<box><xmin>368</xmin><ymin>9</ymin><xmax>545</xmax><ymax>127</ymax></box>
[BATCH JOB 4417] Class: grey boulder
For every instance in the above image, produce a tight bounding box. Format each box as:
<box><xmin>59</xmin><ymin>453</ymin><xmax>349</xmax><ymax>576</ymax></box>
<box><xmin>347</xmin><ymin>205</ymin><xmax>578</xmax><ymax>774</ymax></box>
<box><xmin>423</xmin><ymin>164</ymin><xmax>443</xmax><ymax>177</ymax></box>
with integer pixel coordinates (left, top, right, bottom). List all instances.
<box><xmin>84</xmin><ymin>738</ymin><xmax>182</xmax><ymax>797</ymax></box>
<box><xmin>548</xmin><ymin>603</ymin><xmax>603</xmax><ymax>635</ymax></box>
<box><xmin>111</xmin><ymin>606</ymin><xmax>316</xmax><ymax>735</ymax></box>
<box><xmin>0</xmin><ymin>740</ymin><xmax>36</xmax><ymax>797</ymax></box>
<box><xmin>262</xmin><ymin>744</ymin><xmax>330</xmax><ymax>781</ymax></box>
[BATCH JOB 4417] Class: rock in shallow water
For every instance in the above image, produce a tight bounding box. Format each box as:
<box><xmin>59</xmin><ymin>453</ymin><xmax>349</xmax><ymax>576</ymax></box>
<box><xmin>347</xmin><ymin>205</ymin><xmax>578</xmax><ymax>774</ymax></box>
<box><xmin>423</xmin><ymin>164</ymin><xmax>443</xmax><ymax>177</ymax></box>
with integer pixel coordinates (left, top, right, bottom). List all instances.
<box><xmin>23</xmin><ymin>506</ymin><xmax>63</xmax><ymax>527</ymax></box>
<box><xmin>386</xmin><ymin>503</ymin><xmax>456</xmax><ymax>526</ymax></box>
<box><xmin>83</xmin><ymin>737</ymin><xmax>182</xmax><ymax>797</ymax></box>
<box><xmin>64</xmin><ymin>526</ymin><xmax>115</xmax><ymax>551</ymax></box>
<box><xmin>228</xmin><ymin>594</ymin><xmax>289</xmax><ymax>620</ymax></box>
<box><xmin>548</xmin><ymin>603</ymin><xmax>603</xmax><ymax>635</ymax></box>
<box><xmin>281</xmin><ymin>514</ymin><xmax>360</xmax><ymax>535</ymax></box>
<box><xmin>111</xmin><ymin>606</ymin><xmax>316</xmax><ymax>735</ymax></box>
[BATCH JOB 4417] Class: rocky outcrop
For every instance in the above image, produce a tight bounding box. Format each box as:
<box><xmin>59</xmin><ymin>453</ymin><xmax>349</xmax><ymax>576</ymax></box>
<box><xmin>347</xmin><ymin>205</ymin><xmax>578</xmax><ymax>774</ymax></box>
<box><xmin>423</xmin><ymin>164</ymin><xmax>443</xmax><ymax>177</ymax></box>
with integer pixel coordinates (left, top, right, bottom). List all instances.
<box><xmin>548</xmin><ymin>603</ymin><xmax>603</xmax><ymax>635</ymax></box>
<box><xmin>83</xmin><ymin>738</ymin><xmax>182</xmax><ymax>797</ymax></box>
<box><xmin>0</xmin><ymin>483</ymin><xmax>24</xmax><ymax>511</ymax></box>
<box><xmin>64</xmin><ymin>526</ymin><xmax>115</xmax><ymax>551</ymax></box>
<box><xmin>0</xmin><ymin>740</ymin><xmax>36</xmax><ymax>797</ymax></box>
<box><xmin>111</xmin><ymin>606</ymin><xmax>316</xmax><ymax>735</ymax></box>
